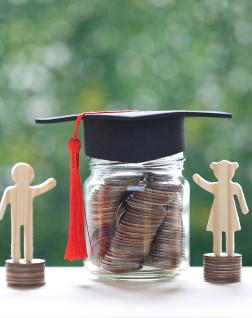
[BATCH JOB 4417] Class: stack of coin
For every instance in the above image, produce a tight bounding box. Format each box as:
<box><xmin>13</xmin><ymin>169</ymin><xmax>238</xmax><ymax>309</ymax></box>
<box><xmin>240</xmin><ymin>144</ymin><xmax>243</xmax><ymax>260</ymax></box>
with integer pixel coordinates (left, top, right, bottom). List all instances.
<box><xmin>89</xmin><ymin>174</ymin><xmax>141</xmax><ymax>266</ymax></box>
<box><xmin>101</xmin><ymin>187</ymin><xmax>169</xmax><ymax>273</ymax></box>
<box><xmin>144</xmin><ymin>172</ymin><xmax>173</xmax><ymax>183</ymax></box>
<box><xmin>203</xmin><ymin>253</ymin><xmax>242</xmax><ymax>283</ymax></box>
<box><xmin>6</xmin><ymin>259</ymin><xmax>45</xmax><ymax>287</ymax></box>
<box><xmin>146</xmin><ymin>172</ymin><xmax>182</xmax><ymax>193</ymax></box>
<box><xmin>147</xmin><ymin>188</ymin><xmax>184</xmax><ymax>269</ymax></box>
<box><xmin>89</xmin><ymin>171</ymin><xmax>186</xmax><ymax>273</ymax></box>
<box><xmin>89</xmin><ymin>185</ymin><xmax>127</xmax><ymax>227</ymax></box>
<box><xmin>145</xmin><ymin>173</ymin><xmax>185</xmax><ymax>270</ymax></box>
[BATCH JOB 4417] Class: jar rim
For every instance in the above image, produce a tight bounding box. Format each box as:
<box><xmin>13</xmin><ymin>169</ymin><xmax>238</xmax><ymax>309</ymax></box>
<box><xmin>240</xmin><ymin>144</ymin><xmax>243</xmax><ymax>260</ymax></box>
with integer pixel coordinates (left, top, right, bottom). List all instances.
<box><xmin>89</xmin><ymin>152</ymin><xmax>185</xmax><ymax>171</ymax></box>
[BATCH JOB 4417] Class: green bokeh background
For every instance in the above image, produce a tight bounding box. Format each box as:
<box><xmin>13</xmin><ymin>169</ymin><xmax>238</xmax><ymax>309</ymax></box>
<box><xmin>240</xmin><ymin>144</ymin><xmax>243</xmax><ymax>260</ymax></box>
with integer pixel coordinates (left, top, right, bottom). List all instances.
<box><xmin>0</xmin><ymin>0</ymin><xmax>251</xmax><ymax>267</ymax></box>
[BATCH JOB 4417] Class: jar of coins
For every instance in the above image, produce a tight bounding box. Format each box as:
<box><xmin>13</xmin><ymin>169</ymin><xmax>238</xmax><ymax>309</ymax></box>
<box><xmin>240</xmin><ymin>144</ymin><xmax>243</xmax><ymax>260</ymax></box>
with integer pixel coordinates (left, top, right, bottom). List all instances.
<box><xmin>84</xmin><ymin>152</ymin><xmax>189</xmax><ymax>281</ymax></box>
<box><xmin>36</xmin><ymin>110</ymin><xmax>231</xmax><ymax>280</ymax></box>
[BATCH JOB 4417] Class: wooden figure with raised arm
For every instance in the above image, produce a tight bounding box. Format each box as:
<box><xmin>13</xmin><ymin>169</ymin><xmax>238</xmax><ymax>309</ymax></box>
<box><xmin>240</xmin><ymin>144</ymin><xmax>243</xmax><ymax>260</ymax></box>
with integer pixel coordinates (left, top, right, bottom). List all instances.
<box><xmin>193</xmin><ymin>160</ymin><xmax>249</xmax><ymax>283</ymax></box>
<box><xmin>0</xmin><ymin>162</ymin><xmax>56</xmax><ymax>287</ymax></box>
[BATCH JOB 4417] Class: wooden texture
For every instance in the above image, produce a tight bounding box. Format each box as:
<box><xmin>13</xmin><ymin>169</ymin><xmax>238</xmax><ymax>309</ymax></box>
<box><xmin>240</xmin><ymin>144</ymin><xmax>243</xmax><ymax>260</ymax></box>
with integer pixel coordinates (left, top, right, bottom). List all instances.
<box><xmin>0</xmin><ymin>163</ymin><xmax>56</xmax><ymax>263</ymax></box>
<box><xmin>5</xmin><ymin>259</ymin><xmax>45</xmax><ymax>287</ymax></box>
<box><xmin>193</xmin><ymin>160</ymin><xmax>249</xmax><ymax>256</ymax></box>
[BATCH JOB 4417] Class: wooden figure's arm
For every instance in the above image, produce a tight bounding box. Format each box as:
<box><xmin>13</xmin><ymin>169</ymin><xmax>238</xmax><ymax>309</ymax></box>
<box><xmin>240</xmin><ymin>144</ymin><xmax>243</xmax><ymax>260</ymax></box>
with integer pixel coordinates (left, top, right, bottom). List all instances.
<box><xmin>0</xmin><ymin>187</ymin><xmax>12</xmax><ymax>220</ymax></box>
<box><xmin>31</xmin><ymin>178</ymin><xmax>57</xmax><ymax>197</ymax></box>
<box><xmin>193</xmin><ymin>174</ymin><xmax>214</xmax><ymax>194</ymax></box>
<box><xmin>233</xmin><ymin>183</ymin><xmax>249</xmax><ymax>215</ymax></box>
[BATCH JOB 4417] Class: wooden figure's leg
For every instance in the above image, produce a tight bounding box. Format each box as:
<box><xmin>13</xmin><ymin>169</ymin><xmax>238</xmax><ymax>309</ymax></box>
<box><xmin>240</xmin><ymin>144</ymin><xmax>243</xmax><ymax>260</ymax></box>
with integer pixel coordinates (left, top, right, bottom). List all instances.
<box><xmin>213</xmin><ymin>231</ymin><xmax>222</xmax><ymax>256</ymax></box>
<box><xmin>226</xmin><ymin>231</ymin><xmax>234</xmax><ymax>256</ymax></box>
<box><xmin>24</xmin><ymin>217</ymin><xmax>33</xmax><ymax>263</ymax></box>
<box><xmin>11</xmin><ymin>221</ymin><xmax>20</xmax><ymax>263</ymax></box>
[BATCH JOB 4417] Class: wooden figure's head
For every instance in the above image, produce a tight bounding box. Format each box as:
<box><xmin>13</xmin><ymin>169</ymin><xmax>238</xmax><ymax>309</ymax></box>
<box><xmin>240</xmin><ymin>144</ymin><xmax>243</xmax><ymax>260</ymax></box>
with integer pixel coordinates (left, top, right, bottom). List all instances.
<box><xmin>210</xmin><ymin>160</ymin><xmax>239</xmax><ymax>181</ymax></box>
<box><xmin>11</xmin><ymin>163</ymin><xmax>34</xmax><ymax>185</ymax></box>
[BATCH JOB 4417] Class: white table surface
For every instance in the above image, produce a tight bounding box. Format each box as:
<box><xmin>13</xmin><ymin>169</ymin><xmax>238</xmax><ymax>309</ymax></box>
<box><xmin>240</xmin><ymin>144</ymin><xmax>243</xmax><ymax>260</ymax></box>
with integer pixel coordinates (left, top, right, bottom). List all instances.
<box><xmin>0</xmin><ymin>266</ymin><xmax>252</xmax><ymax>318</ymax></box>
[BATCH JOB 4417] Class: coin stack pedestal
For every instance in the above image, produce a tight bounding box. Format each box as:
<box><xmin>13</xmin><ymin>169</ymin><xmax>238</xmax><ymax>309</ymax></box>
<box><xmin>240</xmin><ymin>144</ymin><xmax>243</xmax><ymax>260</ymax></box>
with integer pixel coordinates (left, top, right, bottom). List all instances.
<box><xmin>6</xmin><ymin>259</ymin><xmax>46</xmax><ymax>287</ymax></box>
<box><xmin>203</xmin><ymin>253</ymin><xmax>242</xmax><ymax>283</ymax></box>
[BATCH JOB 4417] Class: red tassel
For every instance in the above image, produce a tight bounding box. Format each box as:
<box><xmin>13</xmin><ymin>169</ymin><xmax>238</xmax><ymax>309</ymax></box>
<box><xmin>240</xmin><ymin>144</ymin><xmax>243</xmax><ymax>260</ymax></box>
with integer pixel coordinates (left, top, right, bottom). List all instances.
<box><xmin>65</xmin><ymin>110</ymin><xmax>137</xmax><ymax>261</ymax></box>
<box><xmin>64</xmin><ymin>138</ymin><xmax>90</xmax><ymax>260</ymax></box>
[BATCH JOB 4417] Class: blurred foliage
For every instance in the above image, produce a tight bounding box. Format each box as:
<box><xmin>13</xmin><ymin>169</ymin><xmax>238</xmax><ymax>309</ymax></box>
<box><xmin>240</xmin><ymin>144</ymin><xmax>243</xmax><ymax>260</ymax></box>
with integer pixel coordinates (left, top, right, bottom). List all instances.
<box><xmin>0</xmin><ymin>0</ymin><xmax>252</xmax><ymax>267</ymax></box>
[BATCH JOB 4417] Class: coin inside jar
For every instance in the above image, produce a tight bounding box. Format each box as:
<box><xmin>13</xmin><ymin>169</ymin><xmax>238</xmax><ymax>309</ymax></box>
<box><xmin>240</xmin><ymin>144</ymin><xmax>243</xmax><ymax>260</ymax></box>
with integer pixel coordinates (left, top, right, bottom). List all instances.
<box><xmin>88</xmin><ymin>172</ymin><xmax>185</xmax><ymax>274</ymax></box>
<box><xmin>89</xmin><ymin>174</ymin><xmax>142</xmax><ymax>265</ymax></box>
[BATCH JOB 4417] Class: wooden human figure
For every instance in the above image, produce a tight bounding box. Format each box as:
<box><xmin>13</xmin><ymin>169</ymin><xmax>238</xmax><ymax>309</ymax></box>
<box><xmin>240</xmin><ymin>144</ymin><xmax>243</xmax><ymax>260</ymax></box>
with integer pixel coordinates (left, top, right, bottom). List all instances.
<box><xmin>193</xmin><ymin>160</ymin><xmax>249</xmax><ymax>256</ymax></box>
<box><xmin>0</xmin><ymin>163</ymin><xmax>56</xmax><ymax>263</ymax></box>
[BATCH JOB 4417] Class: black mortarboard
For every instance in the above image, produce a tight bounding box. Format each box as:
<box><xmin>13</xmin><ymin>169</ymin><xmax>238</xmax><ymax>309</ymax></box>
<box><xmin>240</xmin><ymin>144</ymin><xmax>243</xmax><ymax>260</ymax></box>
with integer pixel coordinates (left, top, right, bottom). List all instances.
<box><xmin>36</xmin><ymin>110</ymin><xmax>232</xmax><ymax>163</ymax></box>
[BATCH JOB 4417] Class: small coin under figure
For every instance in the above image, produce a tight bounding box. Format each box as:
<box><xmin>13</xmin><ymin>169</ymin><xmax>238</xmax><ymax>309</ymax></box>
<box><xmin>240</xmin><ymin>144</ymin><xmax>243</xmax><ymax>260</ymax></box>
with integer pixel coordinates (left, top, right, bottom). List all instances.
<box><xmin>203</xmin><ymin>253</ymin><xmax>242</xmax><ymax>283</ymax></box>
<box><xmin>6</xmin><ymin>259</ymin><xmax>46</xmax><ymax>287</ymax></box>
<box><xmin>0</xmin><ymin>163</ymin><xmax>56</xmax><ymax>287</ymax></box>
<box><xmin>193</xmin><ymin>160</ymin><xmax>249</xmax><ymax>283</ymax></box>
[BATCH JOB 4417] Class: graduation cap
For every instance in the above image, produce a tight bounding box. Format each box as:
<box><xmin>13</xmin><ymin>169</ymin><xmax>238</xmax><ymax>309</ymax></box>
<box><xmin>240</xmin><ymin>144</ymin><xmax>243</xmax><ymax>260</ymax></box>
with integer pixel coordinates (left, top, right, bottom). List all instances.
<box><xmin>36</xmin><ymin>110</ymin><xmax>232</xmax><ymax>261</ymax></box>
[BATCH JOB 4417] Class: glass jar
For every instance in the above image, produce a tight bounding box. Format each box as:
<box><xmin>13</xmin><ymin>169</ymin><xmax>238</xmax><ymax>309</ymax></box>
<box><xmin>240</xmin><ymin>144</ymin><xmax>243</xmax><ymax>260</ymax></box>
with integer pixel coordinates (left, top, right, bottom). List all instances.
<box><xmin>84</xmin><ymin>152</ymin><xmax>189</xmax><ymax>282</ymax></box>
